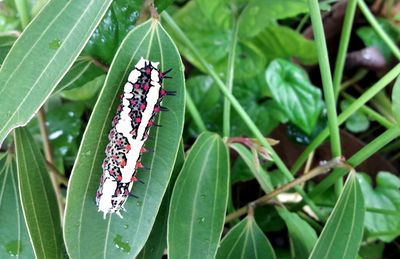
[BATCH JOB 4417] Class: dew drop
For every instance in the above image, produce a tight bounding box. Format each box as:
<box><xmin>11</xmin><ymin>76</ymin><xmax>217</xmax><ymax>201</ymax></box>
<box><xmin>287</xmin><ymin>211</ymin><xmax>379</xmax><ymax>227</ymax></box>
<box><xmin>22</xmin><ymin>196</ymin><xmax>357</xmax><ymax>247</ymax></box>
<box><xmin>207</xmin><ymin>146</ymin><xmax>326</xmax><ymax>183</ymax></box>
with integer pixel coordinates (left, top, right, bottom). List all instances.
<box><xmin>123</xmin><ymin>224</ymin><xmax>129</xmax><ymax>229</ymax></box>
<box><xmin>4</xmin><ymin>240</ymin><xmax>23</xmax><ymax>256</ymax></box>
<box><xmin>197</xmin><ymin>217</ymin><xmax>205</xmax><ymax>223</ymax></box>
<box><xmin>49</xmin><ymin>39</ymin><xmax>61</xmax><ymax>49</ymax></box>
<box><xmin>113</xmin><ymin>234</ymin><xmax>131</xmax><ymax>253</ymax></box>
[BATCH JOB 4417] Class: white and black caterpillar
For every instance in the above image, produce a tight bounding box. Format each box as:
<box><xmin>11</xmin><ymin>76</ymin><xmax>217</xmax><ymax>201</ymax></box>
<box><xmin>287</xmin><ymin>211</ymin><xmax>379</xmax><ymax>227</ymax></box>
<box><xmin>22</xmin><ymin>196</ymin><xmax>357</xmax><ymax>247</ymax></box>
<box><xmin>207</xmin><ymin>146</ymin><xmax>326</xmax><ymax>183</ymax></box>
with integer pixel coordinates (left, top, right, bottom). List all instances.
<box><xmin>95</xmin><ymin>57</ymin><xmax>174</xmax><ymax>218</ymax></box>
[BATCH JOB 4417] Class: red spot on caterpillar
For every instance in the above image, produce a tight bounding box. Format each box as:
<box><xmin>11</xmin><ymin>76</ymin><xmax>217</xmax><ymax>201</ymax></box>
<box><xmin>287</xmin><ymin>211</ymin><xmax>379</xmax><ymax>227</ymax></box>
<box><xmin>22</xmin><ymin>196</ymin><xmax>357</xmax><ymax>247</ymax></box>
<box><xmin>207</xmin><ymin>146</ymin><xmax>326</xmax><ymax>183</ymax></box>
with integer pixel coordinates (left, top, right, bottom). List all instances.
<box><xmin>140</xmin><ymin>104</ymin><xmax>146</xmax><ymax>110</ymax></box>
<box><xmin>112</xmin><ymin>155</ymin><xmax>117</xmax><ymax>160</ymax></box>
<box><xmin>109</xmin><ymin>169</ymin><xmax>115</xmax><ymax>176</ymax></box>
<box><xmin>120</xmin><ymin>160</ymin><xmax>126</xmax><ymax>167</ymax></box>
<box><xmin>159</xmin><ymin>72</ymin><xmax>164</xmax><ymax>77</ymax></box>
<box><xmin>135</xmin><ymin>117</ymin><xmax>141</xmax><ymax>123</ymax></box>
<box><xmin>117</xmin><ymin>175</ymin><xmax>122</xmax><ymax>182</ymax></box>
<box><xmin>131</xmin><ymin>176</ymin><xmax>138</xmax><ymax>182</ymax></box>
<box><xmin>134</xmin><ymin>83</ymin><xmax>140</xmax><ymax>89</ymax></box>
<box><xmin>143</xmin><ymin>84</ymin><xmax>150</xmax><ymax>91</ymax></box>
<box><xmin>154</xmin><ymin>107</ymin><xmax>159</xmax><ymax>113</ymax></box>
<box><xmin>130</xmin><ymin>99</ymin><xmax>136</xmax><ymax>105</ymax></box>
<box><xmin>146</xmin><ymin>67</ymin><xmax>151</xmax><ymax>75</ymax></box>
<box><xmin>116</xmin><ymin>139</ymin><xmax>122</xmax><ymax>145</ymax></box>
<box><xmin>130</xmin><ymin>129</ymin><xmax>137</xmax><ymax>136</ymax></box>
<box><xmin>126</xmin><ymin>144</ymin><xmax>131</xmax><ymax>151</ymax></box>
<box><xmin>160</xmin><ymin>89</ymin><xmax>166</xmax><ymax>96</ymax></box>
<box><xmin>136</xmin><ymin>161</ymin><xmax>143</xmax><ymax>168</ymax></box>
<box><xmin>117</xmin><ymin>105</ymin><xmax>122</xmax><ymax>112</ymax></box>
<box><xmin>141</xmin><ymin>146</ymin><xmax>146</xmax><ymax>153</ymax></box>
<box><xmin>148</xmin><ymin>121</ymin><xmax>153</xmax><ymax>127</ymax></box>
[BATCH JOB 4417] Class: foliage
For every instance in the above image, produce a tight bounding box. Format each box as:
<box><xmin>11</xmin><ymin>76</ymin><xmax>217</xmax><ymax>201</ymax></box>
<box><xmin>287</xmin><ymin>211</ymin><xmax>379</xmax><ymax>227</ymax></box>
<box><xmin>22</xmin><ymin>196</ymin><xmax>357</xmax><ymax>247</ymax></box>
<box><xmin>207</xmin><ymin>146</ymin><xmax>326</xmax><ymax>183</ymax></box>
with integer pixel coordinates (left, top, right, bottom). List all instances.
<box><xmin>0</xmin><ymin>0</ymin><xmax>399</xmax><ymax>258</ymax></box>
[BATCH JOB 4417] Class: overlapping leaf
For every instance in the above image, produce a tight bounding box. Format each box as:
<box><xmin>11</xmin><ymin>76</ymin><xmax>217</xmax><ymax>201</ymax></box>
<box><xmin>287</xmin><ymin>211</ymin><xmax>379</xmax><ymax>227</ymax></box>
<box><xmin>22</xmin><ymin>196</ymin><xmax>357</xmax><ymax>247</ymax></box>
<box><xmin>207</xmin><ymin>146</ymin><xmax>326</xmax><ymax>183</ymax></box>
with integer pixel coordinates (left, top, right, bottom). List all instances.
<box><xmin>14</xmin><ymin>128</ymin><xmax>65</xmax><ymax>258</ymax></box>
<box><xmin>0</xmin><ymin>154</ymin><xmax>34</xmax><ymax>258</ymax></box>
<box><xmin>0</xmin><ymin>0</ymin><xmax>113</xmax><ymax>145</ymax></box>
<box><xmin>64</xmin><ymin>19</ymin><xmax>185</xmax><ymax>258</ymax></box>
<box><xmin>168</xmin><ymin>133</ymin><xmax>229</xmax><ymax>259</ymax></box>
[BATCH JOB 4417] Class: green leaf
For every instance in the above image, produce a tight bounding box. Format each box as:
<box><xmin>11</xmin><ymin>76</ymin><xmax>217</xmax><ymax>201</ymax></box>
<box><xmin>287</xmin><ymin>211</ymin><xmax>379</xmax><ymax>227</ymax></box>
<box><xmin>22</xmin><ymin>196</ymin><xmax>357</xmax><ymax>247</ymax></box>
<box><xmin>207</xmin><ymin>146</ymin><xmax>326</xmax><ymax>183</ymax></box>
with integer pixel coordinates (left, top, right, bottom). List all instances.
<box><xmin>276</xmin><ymin>208</ymin><xmax>317</xmax><ymax>259</ymax></box>
<box><xmin>137</xmin><ymin>142</ymin><xmax>185</xmax><ymax>259</ymax></box>
<box><xmin>358</xmin><ymin>172</ymin><xmax>400</xmax><ymax>242</ymax></box>
<box><xmin>0</xmin><ymin>154</ymin><xmax>34</xmax><ymax>258</ymax></box>
<box><xmin>194</xmin><ymin>0</ymin><xmax>233</xmax><ymax>29</ymax></box>
<box><xmin>341</xmin><ymin>100</ymin><xmax>370</xmax><ymax>133</ymax></box>
<box><xmin>392</xmin><ymin>75</ymin><xmax>400</xmax><ymax>125</ymax></box>
<box><xmin>83</xmin><ymin>0</ymin><xmax>144</xmax><ymax>64</ymax></box>
<box><xmin>216</xmin><ymin>216</ymin><xmax>277</xmax><ymax>259</ymax></box>
<box><xmin>309</xmin><ymin>172</ymin><xmax>365</xmax><ymax>259</ymax></box>
<box><xmin>356</xmin><ymin>19</ymin><xmax>399</xmax><ymax>61</ymax></box>
<box><xmin>230</xmin><ymin>143</ymin><xmax>273</xmax><ymax>193</ymax></box>
<box><xmin>168</xmin><ymin>132</ymin><xmax>229</xmax><ymax>259</ymax></box>
<box><xmin>0</xmin><ymin>31</ymin><xmax>18</xmax><ymax>64</ymax></box>
<box><xmin>0</xmin><ymin>0</ymin><xmax>113</xmax><ymax>145</ymax></box>
<box><xmin>265</xmin><ymin>59</ymin><xmax>323</xmax><ymax>134</ymax></box>
<box><xmin>14</xmin><ymin>127</ymin><xmax>65</xmax><ymax>258</ymax></box>
<box><xmin>64</xmin><ymin>19</ymin><xmax>185</xmax><ymax>258</ymax></box>
<box><xmin>53</xmin><ymin>59</ymin><xmax>105</xmax><ymax>94</ymax></box>
<box><xmin>61</xmin><ymin>74</ymin><xmax>105</xmax><ymax>101</ymax></box>
<box><xmin>239</xmin><ymin>0</ymin><xmax>308</xmax><ymax>38</ymax></box>
<box><xmin>253</xmin><ymin>26</ymin><xmax>318</xmax><ymax>64</ymax></box>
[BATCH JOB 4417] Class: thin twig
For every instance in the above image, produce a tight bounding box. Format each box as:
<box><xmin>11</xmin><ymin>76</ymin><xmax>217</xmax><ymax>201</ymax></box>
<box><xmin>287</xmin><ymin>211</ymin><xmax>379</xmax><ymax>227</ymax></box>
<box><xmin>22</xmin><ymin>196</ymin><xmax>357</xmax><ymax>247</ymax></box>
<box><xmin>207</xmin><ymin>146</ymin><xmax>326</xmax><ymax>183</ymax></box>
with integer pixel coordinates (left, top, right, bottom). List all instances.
<box><xmin>225</xmin><ymin>157</ymin><xmax>352</xmax><ymax>223</ymax></box>
<box><xmin>37</xmin><ymin>108</ymin><xmax>65</xmax><ymax>219</ymax></box>
<box><xmin>90</xmin><ymin>57</ymin><xmax>109</xmax><ymax>72</ymax></box>
<box><xmin>45</xmin><ymin>160</ymin><xmax>69</xmax><ymax>186</ymax></box>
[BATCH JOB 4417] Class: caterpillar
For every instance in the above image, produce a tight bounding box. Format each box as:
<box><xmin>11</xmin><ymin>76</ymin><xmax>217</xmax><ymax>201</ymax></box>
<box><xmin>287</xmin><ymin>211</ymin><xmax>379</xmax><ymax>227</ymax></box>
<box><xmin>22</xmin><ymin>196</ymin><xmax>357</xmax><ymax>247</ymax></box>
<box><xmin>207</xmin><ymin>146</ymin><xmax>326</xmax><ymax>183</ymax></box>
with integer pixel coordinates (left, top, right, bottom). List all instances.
<box><xmin>95</xmin><ymin>57</ymin><xmax>174</xmax><ymax>219</ymax></box>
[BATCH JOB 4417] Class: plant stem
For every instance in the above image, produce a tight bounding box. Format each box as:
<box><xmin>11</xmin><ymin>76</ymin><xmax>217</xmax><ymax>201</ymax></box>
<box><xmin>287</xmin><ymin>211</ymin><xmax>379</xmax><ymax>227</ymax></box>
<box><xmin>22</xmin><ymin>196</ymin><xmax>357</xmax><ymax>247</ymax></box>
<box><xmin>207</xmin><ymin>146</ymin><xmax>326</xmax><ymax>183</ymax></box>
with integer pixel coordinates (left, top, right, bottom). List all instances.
<box><xmin>340</xmin><ymin>69</ymin><xmax>368</xmax><ymax>92</ymax></box>
<box><xmin>309</xmin><ymin>126</ymin><xmax>400</xmax><ymax>197</ymax></box>
<box><xmin>332</xmin><ymin>0</ymin><xmax>357</xmax><ymax>99</ymax></box>
<box><xmin>162</xmin><ymin>12</ymin><xmax>324</xmax><ymax>220</ymax></box>
<box><xmin>342</xmin><ymin>92</ymin><xmax>394</xmax><ymax>129</ymax></box>
<box><xmin>291</xmin><ymin>63</ymin><xmax>400</xmax><ymax>174</ymax></box>
<box><xmin>357</xmin><ymin>0</ymin><xmax>400</xmax><ymax>60</ymax></box>
<box><xmin>225</xmin><ymin>157</ymin><xmax>350</xmax><ymax>223</ymax></box>
<box><xmin>223</xmin><ymin>20</ymin><xmax>239</xmax><ymax>137</ymax></box>
<box><xmin>308</xmin><ymin>0</ymin><xmax>343</xmax><ymax>195</ymax></box>
<box><xmin>14</xmin><ymin>0</ymin><xmax>30</xmax><ymax>29</ymax></box>
<box><xmin>186</xmin><ymin>92</ymin><xmax>207</xmax><ymax>132</ymax></box>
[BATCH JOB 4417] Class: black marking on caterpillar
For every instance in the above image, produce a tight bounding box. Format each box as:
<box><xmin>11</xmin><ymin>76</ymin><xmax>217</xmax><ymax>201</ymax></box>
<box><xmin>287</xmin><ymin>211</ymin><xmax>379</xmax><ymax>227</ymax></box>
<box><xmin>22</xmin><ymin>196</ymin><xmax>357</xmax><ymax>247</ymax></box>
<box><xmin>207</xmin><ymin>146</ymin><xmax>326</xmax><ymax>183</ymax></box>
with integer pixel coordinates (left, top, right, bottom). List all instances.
<box><xmin>95</xmin><ymin>57</ymin><xmax>172</xmax><ymax>219</ymax></box>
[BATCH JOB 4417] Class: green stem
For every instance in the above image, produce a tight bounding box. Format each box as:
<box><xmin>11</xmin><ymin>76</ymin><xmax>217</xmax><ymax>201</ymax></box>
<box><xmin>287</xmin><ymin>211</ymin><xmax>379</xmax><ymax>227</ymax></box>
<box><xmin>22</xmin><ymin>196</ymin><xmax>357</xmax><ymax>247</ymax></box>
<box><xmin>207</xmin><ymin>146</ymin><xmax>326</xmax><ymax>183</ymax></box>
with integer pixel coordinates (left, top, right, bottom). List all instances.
<box><xmin>291</xmin><ymin>63</ymin><xmax>400</xmax><ymax>174</ymax></box>
<box><xmin>186</xmin><ymin>92</ymin><xmax>207</xmax><ymax>132</ymax></box>
<box><xmin>14</xmin><ymin>0</ymin><xmax>30</xmax><ymax>29</ymax></box>
<box><xmin>371</xmin><ymin>91</ymin><xmax>395</xmax><ymax>122</ymax></box>
<box><xmin>340</xmin><ymin>69</ymin><xmax>368</xmax><ymax>91</ymax></box>
<box><xmin>309</xmin><ymin>126</ymin><xmax>400</xmax><ymax>197</ymax></box>
<box><xmin>308</xmin><ymin>0</ymin><xmax>342</xmax><ymax>195</ymax></box>
<box><xmin>342</xmin><ymin>92</ymin><xmax>394</xmax><ymax>129</ymax></box>
<box><xmin>162</xmin><ymin>12</ymin><xmax>324</xmax><ymax>220</ymax></box>
<box><xmin>357</xmin><ymin>0</ymin><xmax>400</xmax><ymax>60</ymax></box>
<box><xmin>332</xmin><ymin>0</ymin><xmax>357</xmax><ymax>99</ymax></box>
<box><xmin>223</xmin><ymin>20</ymin><xmax>239</xmax><ymax>137</ymax></box>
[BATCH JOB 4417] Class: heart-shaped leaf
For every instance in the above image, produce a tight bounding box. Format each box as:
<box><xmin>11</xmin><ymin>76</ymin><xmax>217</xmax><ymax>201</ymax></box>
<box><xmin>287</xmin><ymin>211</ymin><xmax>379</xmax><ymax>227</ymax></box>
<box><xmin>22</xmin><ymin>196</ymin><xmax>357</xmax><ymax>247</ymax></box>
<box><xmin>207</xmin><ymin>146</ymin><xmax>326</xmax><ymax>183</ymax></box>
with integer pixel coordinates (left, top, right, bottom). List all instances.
<box><xmin>64</xmin><ymin>19</ymin><xmax>185</xmax><ymax>258</ymax></box>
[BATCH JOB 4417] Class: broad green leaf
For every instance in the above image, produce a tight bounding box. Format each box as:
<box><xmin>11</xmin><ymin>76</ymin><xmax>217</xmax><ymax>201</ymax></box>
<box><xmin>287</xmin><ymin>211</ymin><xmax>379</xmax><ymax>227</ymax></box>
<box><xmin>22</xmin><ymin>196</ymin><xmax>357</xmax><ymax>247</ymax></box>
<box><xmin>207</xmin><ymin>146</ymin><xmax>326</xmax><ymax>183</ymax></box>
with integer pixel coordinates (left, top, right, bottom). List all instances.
<box><xmin>168</xmin><ymin>132</ymin><xmax>229</xmax><ymax>259</ymax></box>
<box><xmin>239</xmin><ymin>0</ymin><xmax>308</xmax><ymax>38</ymax></box>
<box><xmin>137</xmin><ymin>142</ymin><xmax>185</xmax><ymax>259</ymax></box>
<box><xmin>194</xmin><ymin>0</ymin><xmax>233</xmax><ymax>29</ymax></box>
<box><xmin>0</xmin><ymin>154</ymin><xmax>34</xmax><ymax>258</ymax></box>
<box><xmin>14</xmin><ymin>128</ymin><xmax>64</xmax><ymax>258</ymax></box>
<box><xmin>254</xmin><ymin>26</ymin><xmax>318</xmax><ymax>64</ymax></box>
<box><xmin>265</xmin><ymin>59</ymin><xmax>323</xmax><ymax>134</ymax></box>
<box><xmin>0</xmin><ymin>31</ymin><xmax>18</xmax><ymax>63</ymax></box>
<box><xmin>64</xmin><ymin>19</ymin><xmax>185</xmax><ymax>258</ymax></box>
<box><xmin>0</xmin><ymin>0</ymin><xmax>113</xmax><ymax>145</ymax></box>
<box><xmin>277</xmin><ymin>208</ymin><xmax>317</xmax><ymax>259</ymax></box>
<box><xmin>230</xmin><ymin>143</ymin><xmax>273</xmax><ymax>193</ymax></box>
<box><xmin>358</xmin><ymin>172</ymin><xmax>400</xmax><ymax>242</ymax></box>
<box><xmin>309</xmin><ymin>172</ymin><xmax>365</xmax><ymax>259</ymax></box>
<box><xmin>53</xmin><ymin>59</ymin><xmax>105</xmax><ymax>94</ymax></box>
<box><xmin>341</xmin><ymin>100</ymin><xmax>370</xmax><ymax>133</ymax></box>
<box><xmin>216</xmin><ymin>216</ymin><xmax>276</xmax><ymax>259</ymax></box>
<box><xmin>392</xmin><ymin>75</ymin><xmax>400</xmax><ymax>125</ymax></box>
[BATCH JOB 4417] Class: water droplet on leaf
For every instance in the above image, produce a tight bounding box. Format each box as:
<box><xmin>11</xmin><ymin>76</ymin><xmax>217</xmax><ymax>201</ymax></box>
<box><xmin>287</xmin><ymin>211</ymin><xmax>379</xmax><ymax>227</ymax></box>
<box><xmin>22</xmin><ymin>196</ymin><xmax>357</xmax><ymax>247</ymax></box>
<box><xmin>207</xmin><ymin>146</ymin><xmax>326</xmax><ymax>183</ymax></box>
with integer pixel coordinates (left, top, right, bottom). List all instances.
<box><xmin>113</xmin><ymin>235</ymin><xmax>131</xmax><ymax>253</ymax></box>
<box><xmin>49</xmin><ymin>39</ymin><xmax>61</xmax><ymax>49</ymax></box>
<box><xmin>5</xmin><ymin>240</ymin><xmax>23</xmax><ymax>256</ymax></box>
